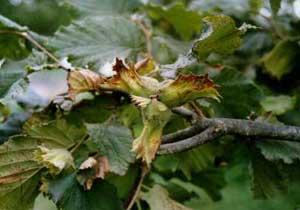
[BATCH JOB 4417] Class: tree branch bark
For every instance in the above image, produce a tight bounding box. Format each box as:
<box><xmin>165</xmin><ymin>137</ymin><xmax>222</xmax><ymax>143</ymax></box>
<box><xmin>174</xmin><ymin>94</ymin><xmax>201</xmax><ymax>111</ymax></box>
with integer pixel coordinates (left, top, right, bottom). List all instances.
<box><xmin>159</xmin><ymin>118</ymin><xmax>300</xmax><ymax>154</ymax></box>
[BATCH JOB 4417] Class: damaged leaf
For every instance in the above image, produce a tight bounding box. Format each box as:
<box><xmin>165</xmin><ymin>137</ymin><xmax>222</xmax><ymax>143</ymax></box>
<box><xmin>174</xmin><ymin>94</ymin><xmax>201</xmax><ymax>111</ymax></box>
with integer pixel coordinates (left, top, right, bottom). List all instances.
<box><xmin>79</xmin><ymin>156</ymin><xmax>110</xmax><ymax>190</ymax></box>
<box><xmin>131</xmin><ymin>96</ymin><xmax>172</xmax><ymax>166</ymax></box>
<box><xmin>68</xmin><ymin>69</ymin><xmax>104</xmax><ymax>99</ymax></box>
<box><xmin>35</xmin><ymin>147</ymin><xmax>75</xmax><ymax>175</ymax></box>
<box><xmin>159</xmin><ymin>74</ymin><xmax>220</xmax><ymax>107</ymax></box>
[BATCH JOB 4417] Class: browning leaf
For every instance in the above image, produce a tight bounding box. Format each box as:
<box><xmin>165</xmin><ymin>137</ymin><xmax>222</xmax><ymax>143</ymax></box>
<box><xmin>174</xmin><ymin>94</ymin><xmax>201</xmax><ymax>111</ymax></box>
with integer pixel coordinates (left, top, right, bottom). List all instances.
<box><xmin>68</xmin><ymin>69</ymin><xmax>104</xmax><ymax>99</ymax></box>
<box><xmin>79</xmin><ymin>156</ymin><xmax>110</xmax><ymax>190</ymax></box>
<box><xmin>135</xmin><ymin>57</ymin><xmax>156</xmax><ymax>75</ymax></box>
<box><xmin>102</xmin><ymin>58</ymin><xmax>158</xmax><ymax>96</ymax></box>
<box><xmin>132</xmin><ymin>97</ymin><xmax>172</xmax><ymax>166</ymax></box>
<box><xmin>159</xmin><ymin>74</ymin><xmax>220</xmax><ymax>107</ymax></box>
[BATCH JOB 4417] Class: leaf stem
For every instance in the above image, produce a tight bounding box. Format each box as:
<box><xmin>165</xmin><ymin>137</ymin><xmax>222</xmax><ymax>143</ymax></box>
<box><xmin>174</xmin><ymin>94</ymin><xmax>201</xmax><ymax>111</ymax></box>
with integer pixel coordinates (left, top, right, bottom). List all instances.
<box><xmin>126</xmin><ymin>165</ymin><xmax>149</xmax><ymax>210</ymax></box>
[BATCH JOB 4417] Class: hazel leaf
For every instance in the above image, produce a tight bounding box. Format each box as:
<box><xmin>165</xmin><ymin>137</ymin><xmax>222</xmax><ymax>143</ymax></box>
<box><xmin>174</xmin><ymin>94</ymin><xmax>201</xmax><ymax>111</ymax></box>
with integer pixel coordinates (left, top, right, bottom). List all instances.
<box><xmin>132</xmin><ymin>97</ymin><xmax>172</xmax><ymax>166</ymax></box>
<box><xmin>35</xmin><ymin>147</ymin><xmax>75</xmax><ymax>175</ymax></box>
<box><xmin>159</xmin><ymin>74</ymin><xmax>220</xmax><ymax>108</ymax></box>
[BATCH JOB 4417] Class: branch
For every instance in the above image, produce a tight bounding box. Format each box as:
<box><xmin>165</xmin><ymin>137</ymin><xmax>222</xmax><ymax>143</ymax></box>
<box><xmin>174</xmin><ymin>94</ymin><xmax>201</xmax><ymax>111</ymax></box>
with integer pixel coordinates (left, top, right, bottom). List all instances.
<box><xmin>159</xmin><ymin>118</ymin><xmax>300</xmax><ymax>154</ymax></box>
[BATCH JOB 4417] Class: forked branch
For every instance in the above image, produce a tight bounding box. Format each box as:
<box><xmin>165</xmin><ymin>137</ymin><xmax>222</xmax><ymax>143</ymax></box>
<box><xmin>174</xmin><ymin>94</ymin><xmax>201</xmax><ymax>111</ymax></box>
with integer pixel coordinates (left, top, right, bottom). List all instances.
<box><xmin>159</xmin><ymin>117</ymin><xmax>300</xmax><ymax>154</ymax></box>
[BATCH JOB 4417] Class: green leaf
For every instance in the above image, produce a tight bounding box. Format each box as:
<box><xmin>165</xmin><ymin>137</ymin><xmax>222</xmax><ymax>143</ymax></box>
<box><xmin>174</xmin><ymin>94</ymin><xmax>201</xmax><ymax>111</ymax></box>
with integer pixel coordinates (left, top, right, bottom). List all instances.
<box><xmin>192</xmin><ymin>15</ymin><xmax>242</xmax><ymax>60</ymax></box>
<box><xmin>212</xmin><ymin>68</ymin><xmax>263</xmax><ymax>118</ymax></box>
<box><xmin>0</xmin><ymin>115</ymin><xmax>87</xmax><ymax>209</ymax></box>
<box><xmin>260</xmin><ymin>95</ymin><xmax>296</xmax><ymax>115</ymax></box>
<box><xmin>0</xmin><ymin>60</ymin><xmax>25</xmax><ymax>97</ymax></box>
<box><xmin>0</xmin><ymin>137</ymin><xmax>42</xmax><ymax>210</ymax></box>
<box><xmin>63</xmin><ymin>0</ymin><xmax>141</xmax><ymax>17</ymax></box>
<box><xmin>250</xmin><ymin>152</ymin><xmax>288</xmax><ymax>199</ymax></box>
<box><xmin>142</xmin><ymin>185</ymin><xmax>192</xmax><ymax>210</ymax></box>
<box><xmin>154</xmin><ymin>144</ymin><xmax>220</xmax><ymax>179</ymax></box>
<box><xmin>262</xmin><ymin>40</ymin><xmax>300</xmax><ymax>80</ymax></box>
<box><xmin>256</xmin><ymin>141</ymin><xmax>300</xmax><ymax>164</ymax></box>
<box><xmin>0</xmin><ymin>14</ymin><xmax>30</xmax><ymax>59</ymax></box>
<box><xmin>86</xmin><ymin>122</ymin><xmax>135</xmax><ymax>175</ymax></box>
<box><xmin>48</xmin><ymin>173</ymin><xmax>124</xmax><ymax>210</ymax></box>
<box><xmin>186</xmin><ymin>161</ymin><xmax>296</xmax><ymax>210</ymax></box>
<box><xmin>0</xmin><ymin>14</ymin><xmax>27</xmax><ymax>31</ymax></box>
<box><xmin>67</xmin><ymin>96</ymin><xmax>115</xmax><ymax>124</ymax></box>
<box><xmin>34</xmin><ymin>194</ymin><xmax>57</xmax><ymax>210</ymax></box>
<box><xmin>146</xmin><ymin>3</ymin><xmax>202</xmax><ymax>40</ymax></box>
<box><xmin>270</xmin><ymin>0</ymin><xmax>281</xmax><ymax>15</ymax></box>
<box><xmin>48</xmin><ymin>16</ymin><xmax>144</xmax><ymax>70</ymax></box>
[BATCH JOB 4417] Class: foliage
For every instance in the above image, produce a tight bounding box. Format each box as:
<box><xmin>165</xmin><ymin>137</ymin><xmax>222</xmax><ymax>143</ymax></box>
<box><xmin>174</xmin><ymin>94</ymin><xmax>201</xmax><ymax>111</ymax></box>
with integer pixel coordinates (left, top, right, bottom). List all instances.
<box><xmin>1</xmin><ymin>0</ymin><xmax>300</xmax><ymax>210</ymax></box>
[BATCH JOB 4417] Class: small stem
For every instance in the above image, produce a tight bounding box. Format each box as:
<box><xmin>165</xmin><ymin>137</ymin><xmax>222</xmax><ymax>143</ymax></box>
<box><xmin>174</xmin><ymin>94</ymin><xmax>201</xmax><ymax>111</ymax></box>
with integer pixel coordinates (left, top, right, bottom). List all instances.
<box><xmin>70</xmin><ymin>134</ymin><xmax>89</xmax><ymax>154</ymax></box>
<box><xmin>126</xmin><ymin>165</ymin><xmax>149</xmax><ymax>210</ymax></box>
<box><xmin>0</xmin><ymin>30</ymin><xmax>66</xmax><ymax>69</ymax></box>
<box><xmin>133</xmin><ymin>19</ymin><xmax>153</xmax><ymax>57</ymax></box>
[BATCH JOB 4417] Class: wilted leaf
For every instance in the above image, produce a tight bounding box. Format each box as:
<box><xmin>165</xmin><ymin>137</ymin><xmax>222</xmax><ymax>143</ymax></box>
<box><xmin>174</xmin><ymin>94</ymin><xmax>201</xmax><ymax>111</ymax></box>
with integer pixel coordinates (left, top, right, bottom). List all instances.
<box><xmin>86</xmin><ymin>122</ymin><xmax>135</xmax><ymax>175</ymax></box>
<box><xmin>68</xmin><ymin>69</ymin><xmax>104</xmax><ymax>99</ymax></box>
<box><xmin>262</xmin><ymin>40</ymin><xmax>300</xmax><ymax>79</ymax></box>
<box><xmin>260</xmin><ymin>95</ymin><xmax>296</xmax><ymax>115</ymax></box>
<box><xmin>48</xmin><ymin>16</ymin><xmax>144</xmax><ymax>70</ymax></box>
<box><xmin>146</xmin><ymin>3</ymin><xmax>202</xmax><ymax>40</ymax></box>
<box><xmin>35</xmin><ymin>147</ymin><xmax>75</xmax><ymax>175</ymax></box>
<box><xmin>47</xmin><ymin>173</ymin><xmax>124</xmax><ymax>210</ymax></box>
<box><xmin>103</xmin><ymin>58</ymin><xmax>159</xmax><ymax>96</ymax></box>
<box><xmin>132</xmin><ymin>97</ymin><xmax>172</xmax><ymax>165</ymax></box>
<box><xmin>79</xmin><ymin>156</ymin><xmax>110</xmax><ymax>190</ymax></box>
<box><xmin>142</xmin><ymin>185</ymin><xmax>192</xmax><ymax>210</ymax></box>
<box><xmin>192</xmin><ymin>15</ymin><xmax>242</xmax><ymax>60</ymax></box>
<box><xmin>159</xmin><ymin>74</ymin><xmax>220</xmax><ymax>107</ymax></box>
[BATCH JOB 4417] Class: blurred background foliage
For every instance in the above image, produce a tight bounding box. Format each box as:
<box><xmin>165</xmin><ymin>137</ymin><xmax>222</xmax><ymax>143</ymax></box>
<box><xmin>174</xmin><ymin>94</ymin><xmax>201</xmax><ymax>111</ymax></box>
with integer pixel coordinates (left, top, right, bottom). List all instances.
<box><xmin>1</xmin><ymin>0</ymin><xmax>300</xmax><ymax>210</ymax></box>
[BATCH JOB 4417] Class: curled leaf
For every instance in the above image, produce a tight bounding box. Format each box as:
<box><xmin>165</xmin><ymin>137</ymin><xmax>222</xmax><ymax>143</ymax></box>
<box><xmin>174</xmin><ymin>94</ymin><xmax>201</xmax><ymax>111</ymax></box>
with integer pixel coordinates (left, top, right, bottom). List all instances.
<box><xmin>79</xmin><ymin>156</ymin><xmax>110</xmax><ymax>190</ymax></box>
<box><xmin>35</xmin><ymin>146</ymin><xmax>75</xmax><ymax>175</ymax></box>
<box><xmin>135</xmin><ymin>57</ymin><xmax>156</xmax><ymax>75</ymax></box>
<box><xmin>159</xmin><ymin>74</ymin><xmax>220</xmax><ymax>107</ymax></box>
<box><xmin>132</xmin><ymin>96</ymin><xmax>172</xmax><ymax>166</ymax></box>
<box><xmin>68</xmin><ymin>69</ymin><xmax>104</xmax><ymax>99</ymax></box>
<box><xmin>103</xmin><ymin>58</ymin><xmax>159</xmax><ymax>96</ymax></box>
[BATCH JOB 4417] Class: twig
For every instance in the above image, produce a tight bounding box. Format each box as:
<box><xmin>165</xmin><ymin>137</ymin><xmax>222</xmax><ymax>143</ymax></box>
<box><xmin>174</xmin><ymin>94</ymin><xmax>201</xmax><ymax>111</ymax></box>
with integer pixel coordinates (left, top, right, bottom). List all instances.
<box><xmin>133</xmin><ymin>19</ymin><xmax>153</xmax><ymax>57</ymax></box>
<box><xmin>125</xmin><ymin>165</ymin><xmax>149</xmax><ymax>210</ymax></box>
<box><xmin>159</xmin><ymin>126</ymin><xmax>224</xmax><ymax>154</ymax></box>
<box><xmin>159</xmin><ymin>118</ymin><xmax>300</xmax><ymax>154</ymax></box>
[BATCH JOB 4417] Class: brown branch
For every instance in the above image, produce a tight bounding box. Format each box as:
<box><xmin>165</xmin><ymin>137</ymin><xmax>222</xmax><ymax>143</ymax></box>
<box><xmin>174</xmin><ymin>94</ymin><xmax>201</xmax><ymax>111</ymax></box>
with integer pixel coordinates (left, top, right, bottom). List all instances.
<box><xmin>159</xmin><ymin>118</ymin><xmax>300</xmax><ymax>154</ymax></box>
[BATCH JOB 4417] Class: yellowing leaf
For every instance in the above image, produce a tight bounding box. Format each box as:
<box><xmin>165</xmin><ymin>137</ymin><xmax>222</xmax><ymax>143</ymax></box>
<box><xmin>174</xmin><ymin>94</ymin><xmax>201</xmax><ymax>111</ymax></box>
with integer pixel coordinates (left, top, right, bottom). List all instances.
<box><xmin>132</xmin><ymin>97</ymin><xmax>172</xmax><ymax>166</ymax></box>
<box><xmin>159</xmin><ymin>74</ymin><xmax>220</xmax><ymax>107</ymax></box>
<box><xmin>68</xmin><ymin>69</ymin><xmax>104</xmax><ymax>99</ymax></box>
<box><xmin>35</xmin><ymin>147</ymin><xmax>75</xmax><ymax>175</ymax></box>
<box><xmin>135</xmin><ymin>57</ymin><xmax>156</xmax><ymax>75</ymax></box>
<box><xmin>142</xmin><ymin>185</ymin><xmax>192</xmax><ymax>210</ymax></box>
<box><xmin>103</xmin><ymin>58</ymin><xmax>159</xmax><ymax>96</ymax></box>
